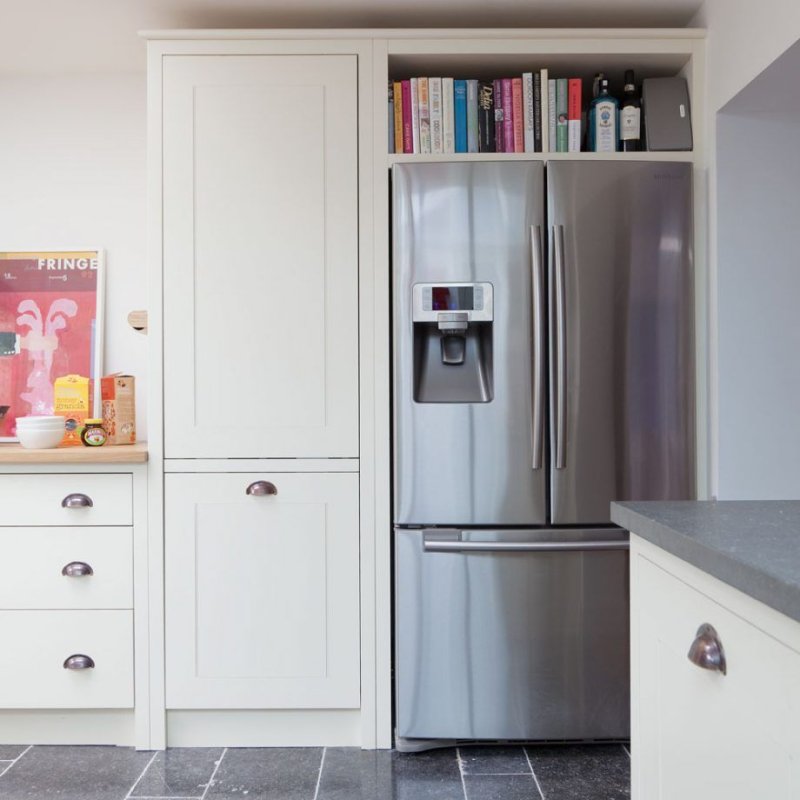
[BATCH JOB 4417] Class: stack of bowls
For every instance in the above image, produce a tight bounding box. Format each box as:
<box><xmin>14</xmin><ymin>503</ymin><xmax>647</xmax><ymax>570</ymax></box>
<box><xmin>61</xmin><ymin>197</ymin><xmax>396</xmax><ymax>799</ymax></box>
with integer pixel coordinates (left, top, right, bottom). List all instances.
<box><xmin>16</xmin><ymin>415</ymin><xmax>66</xmax><ymax>449</ymax></box>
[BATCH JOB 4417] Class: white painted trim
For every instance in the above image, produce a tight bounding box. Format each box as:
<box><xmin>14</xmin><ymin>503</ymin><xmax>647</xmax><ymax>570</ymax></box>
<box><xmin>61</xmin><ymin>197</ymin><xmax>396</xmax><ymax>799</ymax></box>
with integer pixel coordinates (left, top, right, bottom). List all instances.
<box><xmin>356</xmin><ymin>38</ymin><xmax>380</xmax><ymax>751</ymax></box>
<box><xmin>164</xmin><ymin>458</ymin><xmax>359</xmax><ymax>473</ymax></box>
<box><xmin>0</xmin><ymin>710</ymin><xmax>134</xmax><ymax>746</ymax></box>
<box><xmin>140</xmin><ymin>28</ymin><xmax>706</xmax><ymax>41</ymax></box>
<box><xmin>166</xmin><ymin>710</ymin><xmax>362</xmax><ymax>747</ymax></box>
<box><xmin>388</xmin><ymin>152</ymin><xmax>695</xmax><ymax>163</ymax></box>
<box><xmin>145</xmin><ymin>38</ymin><xmax>168</xmax><ymax>751</ymax></box>
<box><xmin>370</xmin><ymin>36</ymin><xmax>394</xmax><ymax>750</ymax></box>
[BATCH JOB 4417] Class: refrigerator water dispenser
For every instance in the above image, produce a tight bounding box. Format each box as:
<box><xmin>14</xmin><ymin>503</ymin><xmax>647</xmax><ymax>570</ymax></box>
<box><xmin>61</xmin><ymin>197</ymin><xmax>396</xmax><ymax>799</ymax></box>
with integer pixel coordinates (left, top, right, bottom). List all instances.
<box><xmin>411</xmin><ymin>282</ymin><xmax>494</xmax><ymax>403</ymax></box>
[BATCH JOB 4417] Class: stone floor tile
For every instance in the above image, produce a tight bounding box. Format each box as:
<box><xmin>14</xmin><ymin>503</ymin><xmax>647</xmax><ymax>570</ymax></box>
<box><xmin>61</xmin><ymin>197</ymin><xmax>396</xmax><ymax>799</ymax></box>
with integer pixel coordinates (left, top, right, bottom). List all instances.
<box><xmin>0</xmin><ymin>746</ymin><xmax>30</xmax><ymax>760</ymax></box>
<box><xmin>204</xmin><ymin>747</ymin><xmax>321</xmax><ymax>800</ymax></box>
<box><xmin>458</xmin><ymin>746</ymin><xmax>531</xmax><ymax>775</ymax></box>
<box><xmin>390</xmin><ymin>749</ymin><xmax>465</xmax><ymax>800</ymax></box>
<box><xmin>317</xmin><ymin>748</ymin><xmax>394</xmax><ymax>800</ymax></box>
<box><xmin>526</xmin><ymin>744</ymin><xmax>631</xmax><ymax>800</ymax></box>
<box><xmin>0</xmin><ymin>745</ymin><xmax>152</xmax><ymax>800</ymax></box>
<box><xmin>130</xmin><ymin>747</ymin><xmax>224</xmax><ymax>797</ymax></box>
<box><xmin>463</xmin><ymin>773</ymin><xmax>542</xmax><ymax>800</ymax></box>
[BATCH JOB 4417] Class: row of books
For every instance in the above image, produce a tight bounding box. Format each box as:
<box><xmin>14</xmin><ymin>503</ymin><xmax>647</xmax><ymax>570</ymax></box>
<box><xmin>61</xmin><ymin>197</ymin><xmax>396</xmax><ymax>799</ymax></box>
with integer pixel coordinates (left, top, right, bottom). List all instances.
<box><xmin>389</xmin><ymin>72</ymin><xmax>582</xmax><ymax>155</ymax></box>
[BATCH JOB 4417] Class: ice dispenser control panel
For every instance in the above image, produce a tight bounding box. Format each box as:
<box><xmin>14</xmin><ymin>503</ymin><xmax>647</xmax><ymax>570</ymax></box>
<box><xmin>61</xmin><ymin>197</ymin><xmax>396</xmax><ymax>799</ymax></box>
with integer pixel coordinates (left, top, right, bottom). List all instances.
<box><xmin>412</xmin><ymin>283</ymin><xmax>494</xmax><ymax>322</ymax></box>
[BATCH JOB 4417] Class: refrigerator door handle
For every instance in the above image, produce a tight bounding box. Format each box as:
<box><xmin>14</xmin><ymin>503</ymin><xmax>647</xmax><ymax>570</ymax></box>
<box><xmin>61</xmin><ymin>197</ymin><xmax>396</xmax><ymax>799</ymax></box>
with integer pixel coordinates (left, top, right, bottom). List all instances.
<box><xmin>553</xmin><ymin>224</ymin><xmax>567</xmax><ymax>470</ymax></box>
<box><xmin>530</xmin><ymin>225</ymin><xmax>545</xmax><ymax>470</ymax></box>
<box><xmin>423</xmin><ymin>537</ymin><xmax>630</xmax><ymax>553</ymax></box>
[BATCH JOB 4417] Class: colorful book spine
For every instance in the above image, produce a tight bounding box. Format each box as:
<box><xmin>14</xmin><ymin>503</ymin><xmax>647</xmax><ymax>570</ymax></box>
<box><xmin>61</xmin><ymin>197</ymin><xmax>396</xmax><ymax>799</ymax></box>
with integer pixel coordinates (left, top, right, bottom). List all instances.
<box><xmin>478</xmin><ymin>81</ymin><xmax>495</xmax><ymax>152</ymax></box>
<box><xmin>393</xmin><ymin>81</ymin><xmax>404</xmax><ymax>154</ymax></box>
<box><xmin>442</xmin><ymin>77</ymin><xmax>455</xmax><ymax>154</ymax></box>
<box><xmin>418</xmin><ymin>77</ymin><xmax>431</xmax><ymax>154</ymax></box>
<box><xmin>466</xmin><ymin>79</ymin><xmax>479</xmax><ymax>153</ymax></box>
<box><xmin>540</xmin><ymin>69</ymin><xmax>550</xmax><ymax>153</ymax></box>
<box><xmin>502</xmin><ymin>78</ymin><xmax>514</xmax><ymax>153</ymax></box>
<box><xmin>388</xmin><ymin>81</ymin><xmax>395</xmax><ymax>154</ymax></box>
<box><xmin>522</xmin><ymin>72</ymin><xmax>534</xmax><ymax>153</ymax></box>
<box><xmin>454</xmin><ymin>79</ymin><xmax>468</xmax><ymax>153</ymax></box>
<box><xmin>410</xmin><ymin>78</ymin><xmax>420</xmax><ymax>154</ymax></box>
<box><xmin>512</xmin><ymin>78</ymin><xmax>524</xmax><ymax>153</ymax></box>
<box><xmin>493</xmin><ymin>79</ymin><xmax>504</xmax><ymax>153</ymax></box>
<box><xmin>401</xmin><ymin>80</ymin><xmax>413</xmax><ymax>154</ymax></box>
<box><xmin>533</xmin><ymin>72</ymin><xmax>542</xmax><ymax>153</ymax></box>
<box><xmin>568</xmin><ymin>78</ymin><xmax>582</xmax><ymax>152</ymax></box>
<box><xmin>429</xmin><ymin>78</ymin><xmax>443</xmax><ymax>154</ymax></box>
<box><xmin>548</xmin><ymin>78</ymin><xmax>557</xmax><ymax>153</ymax></box>
<box><xmin>556</xmin><ymin>78</ymin><xmax>568</xmax><ymax>153</ymax></box>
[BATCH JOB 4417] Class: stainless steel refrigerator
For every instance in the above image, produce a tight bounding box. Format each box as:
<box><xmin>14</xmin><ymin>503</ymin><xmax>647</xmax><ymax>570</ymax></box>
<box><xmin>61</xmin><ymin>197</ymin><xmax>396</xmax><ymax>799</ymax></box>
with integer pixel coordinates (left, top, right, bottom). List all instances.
<box><xmin>392</xmin><ymin>160</ymin><xmax>694</xmax><ymax>750</ymax></box>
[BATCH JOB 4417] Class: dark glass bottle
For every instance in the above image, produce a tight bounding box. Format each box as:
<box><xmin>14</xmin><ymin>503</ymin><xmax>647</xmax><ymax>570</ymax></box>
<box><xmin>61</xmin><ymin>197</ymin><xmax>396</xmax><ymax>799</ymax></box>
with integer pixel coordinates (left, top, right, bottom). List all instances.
<box><xmin>590</xmin><ymin>77</ymin><xmax>619</xmax><ymax>152</ymax></box>
<box><xmin>620</xmin><ymin>69</ymin><xmax>642</xmax><ymax>152</ymax></box>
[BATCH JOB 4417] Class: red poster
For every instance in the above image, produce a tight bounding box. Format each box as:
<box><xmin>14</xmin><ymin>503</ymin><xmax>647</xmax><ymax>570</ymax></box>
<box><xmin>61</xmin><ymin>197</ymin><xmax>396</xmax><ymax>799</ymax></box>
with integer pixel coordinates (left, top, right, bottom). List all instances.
<box><xmin>0</xmin><ymin>250</ymin><xmax>104</xmax><ymax>440</ymax></box>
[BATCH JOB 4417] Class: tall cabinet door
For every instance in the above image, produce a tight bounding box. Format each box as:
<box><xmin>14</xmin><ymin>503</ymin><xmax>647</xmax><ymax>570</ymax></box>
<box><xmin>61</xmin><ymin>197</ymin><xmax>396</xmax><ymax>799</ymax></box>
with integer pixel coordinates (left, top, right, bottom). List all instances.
<box><xmin>547</xmin><ymin>161</ymin><xmax>695</xmax><ymax>525</ymax></box>
<box><xmin>162</xmin><ymin>55</ymin><xmax>359</xmax><ymax>458</ymax></box>
<box><xmin>165</xmin><ymin>472</ymin><xmax>360</xmax><ymax>709</ymax></box>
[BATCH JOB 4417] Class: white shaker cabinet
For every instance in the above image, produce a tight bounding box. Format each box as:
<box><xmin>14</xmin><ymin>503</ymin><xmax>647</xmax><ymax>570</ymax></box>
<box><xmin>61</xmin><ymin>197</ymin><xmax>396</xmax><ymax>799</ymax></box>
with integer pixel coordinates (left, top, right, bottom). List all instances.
<box><xmin>164</xmin><ymin>471</ymin><xmax>360</xmax><ymax>709</ymax></box>
<box><xmin>162</xmin><ymin>54</ymin><xmax>359</xmax><ymax>459</ymax></box>
<box><xmin>631</xmin><ymin>537</ymin><xmax>800</xmax><ymax>799</ymax></box>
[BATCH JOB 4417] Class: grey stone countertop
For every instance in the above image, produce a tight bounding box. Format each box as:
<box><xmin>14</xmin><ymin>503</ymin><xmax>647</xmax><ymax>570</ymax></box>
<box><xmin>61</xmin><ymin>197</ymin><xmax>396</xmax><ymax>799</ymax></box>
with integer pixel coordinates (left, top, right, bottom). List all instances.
<box><xmin>611</xmin><ymin>500</ymin><xmax>800</xmax><ymax>624</ymax></box>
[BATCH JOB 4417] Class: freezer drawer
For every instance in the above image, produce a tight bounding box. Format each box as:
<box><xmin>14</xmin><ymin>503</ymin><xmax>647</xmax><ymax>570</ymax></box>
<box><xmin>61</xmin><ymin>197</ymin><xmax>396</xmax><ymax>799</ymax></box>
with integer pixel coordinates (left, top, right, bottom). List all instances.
<box><xmin>395</xmin><ymin>527</ymin><xmax>630</xmax><ymax>742</ymax></box>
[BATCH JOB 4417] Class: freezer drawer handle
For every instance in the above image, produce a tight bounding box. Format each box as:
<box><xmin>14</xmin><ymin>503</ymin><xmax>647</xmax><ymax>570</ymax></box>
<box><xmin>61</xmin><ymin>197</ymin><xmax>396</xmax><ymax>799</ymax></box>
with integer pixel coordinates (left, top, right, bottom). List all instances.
<box><xmin>687</xmin><ymin>623</ymin><xmax>727</xmax><ymax>676</ymax></box>
<box><xmin>423</xmin><ymin>539</ymin><xmax>630</xmax><ymax>553</ymax></box>
<box><xmin>245</xmin><ymin>481</ymin><xmax>278</xmax><ymax>497</ymax></box>
<box><xmin>61</xmin><ymin>493</ymin><xmax>93</xmax><ymax>509</ymax></box>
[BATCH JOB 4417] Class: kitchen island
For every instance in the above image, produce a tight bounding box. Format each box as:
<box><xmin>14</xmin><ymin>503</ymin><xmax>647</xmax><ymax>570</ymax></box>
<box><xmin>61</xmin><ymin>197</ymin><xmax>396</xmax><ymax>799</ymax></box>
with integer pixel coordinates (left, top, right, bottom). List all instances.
<box><xmin>612</xmin><ymin>500</ymin><xmax>800</xmax><ymax>800</ymax></box>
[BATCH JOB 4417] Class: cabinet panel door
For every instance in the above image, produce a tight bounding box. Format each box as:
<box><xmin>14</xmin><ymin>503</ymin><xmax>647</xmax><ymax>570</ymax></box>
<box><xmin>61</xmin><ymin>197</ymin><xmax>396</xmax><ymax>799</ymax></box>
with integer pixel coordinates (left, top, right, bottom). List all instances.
<box><xmin>165</xmin><ymin>472</ymin><xmax>360</xmax><ymax>709</ymax></box>
<box><xmin>162</xmin><ymin>55</ymin><xmax>358</xmax><ymax>458</ymax></box>
<box><xmin>633</xmin><ymin>554</ymin><xmax>799</xmax><ymax>799</ymax></box>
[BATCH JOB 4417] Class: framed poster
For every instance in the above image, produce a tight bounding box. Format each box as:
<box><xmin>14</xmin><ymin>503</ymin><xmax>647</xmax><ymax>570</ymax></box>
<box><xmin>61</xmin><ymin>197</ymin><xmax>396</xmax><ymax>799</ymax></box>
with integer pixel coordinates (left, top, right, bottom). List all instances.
<box><xmin>0</xmin><ymin>249</ymin><xmax>105</xmax><ymax>441</ymax></box>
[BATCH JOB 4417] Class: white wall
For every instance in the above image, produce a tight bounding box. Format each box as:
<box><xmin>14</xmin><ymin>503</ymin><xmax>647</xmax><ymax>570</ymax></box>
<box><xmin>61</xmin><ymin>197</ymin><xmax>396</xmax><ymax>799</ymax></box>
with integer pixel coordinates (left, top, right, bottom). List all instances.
<box><xmin>0</xmin><ymin>73</ymin><xmax>148</xmax><ymax>437</ymax></box>
<box><xmin>693</xmin><ymin>0</ymin><xmax>800</xmax><ymax>498</ymax></box>
<box><xmin>693</xmin><ymin>0</ymin><xmax>800</xmax><ymax>112</ymax></box>
<box><xmin>716</xmin><ymin>111</ymin><xmax>800</xmax><ymax>498</ymax></box>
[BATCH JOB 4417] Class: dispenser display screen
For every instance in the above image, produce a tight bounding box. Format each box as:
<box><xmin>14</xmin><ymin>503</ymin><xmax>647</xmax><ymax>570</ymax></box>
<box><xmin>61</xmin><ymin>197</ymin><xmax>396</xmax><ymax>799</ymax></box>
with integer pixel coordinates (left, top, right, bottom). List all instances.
<box><xmin>431</xmin><ymin>286</ymin><xmax>475</xmax><ymax>311</ymax></box>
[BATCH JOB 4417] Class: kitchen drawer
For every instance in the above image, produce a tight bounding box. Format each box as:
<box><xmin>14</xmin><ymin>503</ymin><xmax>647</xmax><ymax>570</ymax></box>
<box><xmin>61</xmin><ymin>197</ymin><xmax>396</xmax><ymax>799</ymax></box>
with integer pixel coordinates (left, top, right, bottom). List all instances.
<box><xmin>634</xmin><ymin>554</ymin><xmax>800</xmax><ymax>799</ymax></box>
<box><xmin>0</xmin><ymin>610</ymin><xmax>133</xmax><ymax>708</ymax></box>
<box><xmin>0</xmin><ymin>474</ymin><xmax>132</xmax><ymax>526</ymax></box>
<box><xmin>0</xmin><ymin>528</ymin><xmax>132</xmax><ymax>610</ymax></box>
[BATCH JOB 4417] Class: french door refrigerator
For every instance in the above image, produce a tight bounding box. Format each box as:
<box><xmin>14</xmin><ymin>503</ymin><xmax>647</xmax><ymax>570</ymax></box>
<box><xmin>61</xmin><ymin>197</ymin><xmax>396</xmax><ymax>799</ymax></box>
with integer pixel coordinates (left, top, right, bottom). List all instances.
<box><xmin>392</xmin><ymin>160</ymin><xmax>694</xmax><ymax>750</ymax></box>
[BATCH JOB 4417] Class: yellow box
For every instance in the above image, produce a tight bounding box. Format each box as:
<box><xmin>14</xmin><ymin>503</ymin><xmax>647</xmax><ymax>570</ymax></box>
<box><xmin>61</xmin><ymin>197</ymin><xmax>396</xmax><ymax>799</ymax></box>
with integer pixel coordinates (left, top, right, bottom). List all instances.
<box><xmin>101</xmin><ymin>373</ymin><xmax>136</xmax><ymax>445</ymax></box>
<box><xmin>53</xmin><ymin>374</ymin><xmax>90</xmax><ymax>447</ymax></box>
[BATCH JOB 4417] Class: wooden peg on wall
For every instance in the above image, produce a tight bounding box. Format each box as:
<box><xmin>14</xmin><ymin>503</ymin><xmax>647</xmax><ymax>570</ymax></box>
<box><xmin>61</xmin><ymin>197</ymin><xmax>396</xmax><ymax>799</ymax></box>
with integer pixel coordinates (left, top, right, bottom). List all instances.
<box><xmin>128</xmin><ymin>310</ymin><xmax>148</xmax><ymax>333</ymax></box>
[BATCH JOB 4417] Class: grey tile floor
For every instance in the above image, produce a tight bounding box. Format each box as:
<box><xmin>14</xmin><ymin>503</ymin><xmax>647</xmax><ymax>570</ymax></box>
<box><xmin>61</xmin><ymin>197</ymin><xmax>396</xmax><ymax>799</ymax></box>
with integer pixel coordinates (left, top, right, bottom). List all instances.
<box><xmin>0</xmin><ymin>743</ymin><xmax>630</xmax><ymax>799</ymax></box>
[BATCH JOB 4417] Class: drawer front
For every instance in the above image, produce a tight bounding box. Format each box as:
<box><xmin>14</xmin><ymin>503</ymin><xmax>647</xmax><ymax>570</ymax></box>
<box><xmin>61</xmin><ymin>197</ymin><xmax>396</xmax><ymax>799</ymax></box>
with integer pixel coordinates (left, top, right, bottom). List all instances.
<box><xmin>634</xmin><ymin>554</ymin><xmax>800</xmax><ymax>799</ymax></box>
<box><xmin>0</xmin><ymin>474</ymin><xmax>132</xmax><ymax>526</ymax></box>
<box><xmin>0</xmin><ymin>610</ymin><xmax>133</xmax><ymax>708</ymax></box>
<box><xmin>166</xmin><ymin>471</ymin><xmax>360</xmax><ymax>709</ymax></box>
<box><xmin>0</xmin><ymin>528</ymin><xmax>132</xmax><ymax>610</ymax></box>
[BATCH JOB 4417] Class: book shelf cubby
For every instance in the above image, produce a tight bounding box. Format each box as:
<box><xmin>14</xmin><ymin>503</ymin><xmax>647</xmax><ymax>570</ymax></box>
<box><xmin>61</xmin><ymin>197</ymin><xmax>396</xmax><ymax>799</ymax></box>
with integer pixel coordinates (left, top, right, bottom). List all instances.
<box><xmin>383</xmin><ymin>33</ymin><xmax>702</xmax><ymax>161</ymax></box>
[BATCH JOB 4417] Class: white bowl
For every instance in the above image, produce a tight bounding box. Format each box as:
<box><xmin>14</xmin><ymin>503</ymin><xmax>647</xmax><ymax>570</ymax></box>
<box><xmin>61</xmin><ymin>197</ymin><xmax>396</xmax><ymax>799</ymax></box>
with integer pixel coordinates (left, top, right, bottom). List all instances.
<box><xmin>17</xmin><ymin>426</ymin><xmax>65</xmax><ymax>450</ymax></box>
<box><xmin>16</xmin><ymin>415</ymin><xmax>66</xmax><ymax>427</ymax></box>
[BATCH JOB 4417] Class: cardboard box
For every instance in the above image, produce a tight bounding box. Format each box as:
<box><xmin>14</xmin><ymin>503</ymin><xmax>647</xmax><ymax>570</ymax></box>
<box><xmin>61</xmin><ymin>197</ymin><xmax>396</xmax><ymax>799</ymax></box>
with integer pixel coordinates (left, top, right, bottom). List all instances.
<box><xmin>101</xmin><ymin>373</ymin><xmax>136</xmax><ymax>445</ymax></box>
<box><xmin>53</xmin><ymin>374</ymin><xmax>90</xmax><ymax>447</ymax></box>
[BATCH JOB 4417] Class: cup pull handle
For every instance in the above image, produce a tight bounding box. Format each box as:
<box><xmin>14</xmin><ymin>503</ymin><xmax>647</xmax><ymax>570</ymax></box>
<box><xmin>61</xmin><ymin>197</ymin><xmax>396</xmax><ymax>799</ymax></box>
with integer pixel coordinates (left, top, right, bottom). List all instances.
<box><xmin>245</xmin><ymin>481</ymin><xmax>278</xmax><ymax>497</ymax></box>
<box><xmin>687</xmin><ymin>623</ymin><xmax>727</xmax><ymax>675</ymax></box>
<box><xmin>63</xmin><ymin>654</ymin><xmax>95</xmax><ymax>670</ymax></box>
<box><xmin>61</xmin><ymin>561</ymin><xmax>94</xmax><ymax>577</ymax></box>
<box><xmin>61</xmin><ymin>493</ymin><xmax>94</xmax><ymax>509</ymax></box>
